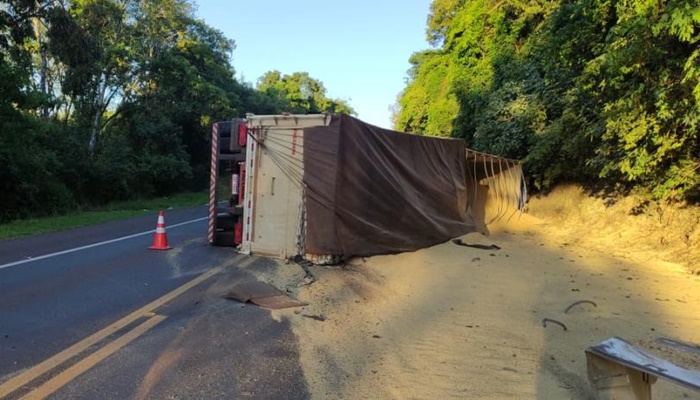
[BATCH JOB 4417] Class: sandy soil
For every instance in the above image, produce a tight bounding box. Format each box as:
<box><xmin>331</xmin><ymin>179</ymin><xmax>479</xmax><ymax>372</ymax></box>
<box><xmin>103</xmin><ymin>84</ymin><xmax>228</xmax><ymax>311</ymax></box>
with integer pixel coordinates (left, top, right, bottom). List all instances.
<box><xmin>250</xmin><ymin>209</ymin><xmax>700</xmax><ymax>399</ymax></box>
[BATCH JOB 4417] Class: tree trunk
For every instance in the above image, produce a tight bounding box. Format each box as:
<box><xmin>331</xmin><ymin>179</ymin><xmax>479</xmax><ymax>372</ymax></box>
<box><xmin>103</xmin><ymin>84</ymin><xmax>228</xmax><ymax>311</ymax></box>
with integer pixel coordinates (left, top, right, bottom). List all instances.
<box><xmin>33</xmin><ymin>10</ymin><xmax>49</xmax><ymax>118</ymax></box>
<box><xmin>39</xmin><ymin>45</ymin><xmax>48</xmax><ymax>118</ymax></box>
<box><xmin>89</xmin><ymin>73</ymin><xmax>109</xmax><ymax>153</ymax></box>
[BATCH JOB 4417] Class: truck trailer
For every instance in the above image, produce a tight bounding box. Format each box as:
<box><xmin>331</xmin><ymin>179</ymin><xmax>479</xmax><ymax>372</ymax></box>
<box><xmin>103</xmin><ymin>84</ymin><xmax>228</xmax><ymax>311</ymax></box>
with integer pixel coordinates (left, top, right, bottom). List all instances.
<box><xmin>208</xmin><ymin>114</ymin><xmax>526</xmax><ymax>263</ymax></box>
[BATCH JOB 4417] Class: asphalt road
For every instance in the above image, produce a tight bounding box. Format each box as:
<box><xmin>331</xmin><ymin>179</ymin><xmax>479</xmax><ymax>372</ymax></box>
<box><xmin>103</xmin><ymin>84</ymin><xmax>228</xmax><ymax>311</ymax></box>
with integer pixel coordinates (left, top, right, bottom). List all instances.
<box><xmin>0</xmin><ymin>206</ymin><xmax>308</xmax><ymax>399</ymax></box>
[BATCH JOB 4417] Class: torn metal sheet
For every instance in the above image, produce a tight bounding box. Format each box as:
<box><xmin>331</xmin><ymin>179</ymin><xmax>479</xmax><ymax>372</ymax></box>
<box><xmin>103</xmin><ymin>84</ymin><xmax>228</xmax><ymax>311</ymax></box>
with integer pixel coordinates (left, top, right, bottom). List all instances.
<box><xmin>587</xmin><ymin>337</ymin><xmax>700</xmax><ymax>392</ymax></box>
<box><xmin>224</xmin><ymin>281</ymin><xmax>308</xmax><ymax>310</ymax></box>
<box><xmin>251</xmin><ymin>295</ymin><xmax>308</xmax><ymax>309</ymax></box>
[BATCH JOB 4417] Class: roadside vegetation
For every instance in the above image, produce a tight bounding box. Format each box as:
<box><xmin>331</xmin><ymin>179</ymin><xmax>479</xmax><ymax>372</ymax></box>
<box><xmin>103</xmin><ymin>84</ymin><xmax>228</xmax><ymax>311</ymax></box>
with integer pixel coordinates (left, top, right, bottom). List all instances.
<box><xmin>4</xmin><ymin>0</ymin><xmax>698</xmax><ymax>235</ymax></box>
<box><xmin>1</xmin><ymin>0</ymin><xmax>353</xmax><ymax>225</ymax></box>
<box><xmin>0</xmin><ymin>191</ymin><xmax>207</xmax><ymax>239</ymax></box>
<box><xmin>396</xmin><ymin>0</ymin><xmax>699</xmax><ymax>203</ymax></box>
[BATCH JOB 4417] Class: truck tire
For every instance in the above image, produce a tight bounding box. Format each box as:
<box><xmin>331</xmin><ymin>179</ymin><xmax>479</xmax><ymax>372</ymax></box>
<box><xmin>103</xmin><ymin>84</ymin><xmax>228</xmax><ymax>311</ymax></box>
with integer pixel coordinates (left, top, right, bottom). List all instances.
<box><xmin>220</xmin><ymin>137</ymin><xmax>232</xmax><ymax>154</ymax></box>
<box><xmin>213</xmin><ymin>231</ymin><xmax>235</xmax><ymax>247</ymax></box>
<box><xmin>217</xmin><ymin>121</ymin><xmax>233</xmax><ymax>137</ymax></box>
<box><xmin>216</xmin><ymin>214</ymin><xmax>237</xmax><ymax>230</ymax></box>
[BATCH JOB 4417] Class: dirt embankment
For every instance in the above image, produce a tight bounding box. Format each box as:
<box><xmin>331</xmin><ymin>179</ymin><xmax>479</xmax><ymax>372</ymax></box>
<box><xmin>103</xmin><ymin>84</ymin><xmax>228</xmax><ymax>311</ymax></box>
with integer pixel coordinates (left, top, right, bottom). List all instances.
<box><xmin>249</xmin><ymin>187</ymin><xmax>700</xmax><ymax>399</ymax></box>
<box><xmin>526</xmin><ymin>185</ymin><xmax>700</xmax><ymax>275</ymax></box>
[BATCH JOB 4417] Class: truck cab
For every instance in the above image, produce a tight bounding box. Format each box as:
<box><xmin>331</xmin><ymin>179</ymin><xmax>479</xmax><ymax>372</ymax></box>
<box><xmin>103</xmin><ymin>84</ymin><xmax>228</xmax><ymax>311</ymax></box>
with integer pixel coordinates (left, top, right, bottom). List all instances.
<box><xmin>207</xmin><ymin>114</ymin><xmax>331</xmax><ymax>259</ymax></box>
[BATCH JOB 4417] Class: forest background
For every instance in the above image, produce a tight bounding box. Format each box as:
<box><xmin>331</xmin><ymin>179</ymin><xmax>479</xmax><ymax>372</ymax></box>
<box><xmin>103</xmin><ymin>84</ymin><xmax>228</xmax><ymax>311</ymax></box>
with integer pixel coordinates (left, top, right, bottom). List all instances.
<box><xmin>395</xmin><ymin>0</ymin><xmax>699</xmax><ymax>203</ymax></box>
<box><xmin>0</xmin><ymin>0</ymin><xmax>353</xmax><ymax>222</ymax></box>
<box><xmin>2</xmin><ymin>0</ymin><xmax>698</xmax><ymax>224</ymax></box>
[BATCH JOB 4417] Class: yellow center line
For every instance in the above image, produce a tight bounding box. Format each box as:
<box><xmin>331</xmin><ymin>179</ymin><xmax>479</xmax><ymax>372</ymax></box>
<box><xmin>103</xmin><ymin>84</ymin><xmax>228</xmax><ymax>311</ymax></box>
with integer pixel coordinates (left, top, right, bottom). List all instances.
<box><xmin>0</xmin><ymin>255</ymin><xmax>251</xmax><ymax>398</ymax></box>
<box><xmin>23</xmin><ymin>314</ymin><xmax>167</xmax><ymax>400</ymax></box>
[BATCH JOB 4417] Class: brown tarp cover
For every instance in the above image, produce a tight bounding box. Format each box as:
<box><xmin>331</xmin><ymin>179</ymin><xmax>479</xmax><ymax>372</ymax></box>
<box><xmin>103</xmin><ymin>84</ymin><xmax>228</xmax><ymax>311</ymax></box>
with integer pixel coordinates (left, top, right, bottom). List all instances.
<box><xmin>303</xmin><ymin>114</ymin><xmax>475</xmax><ymax>257</ymax></box>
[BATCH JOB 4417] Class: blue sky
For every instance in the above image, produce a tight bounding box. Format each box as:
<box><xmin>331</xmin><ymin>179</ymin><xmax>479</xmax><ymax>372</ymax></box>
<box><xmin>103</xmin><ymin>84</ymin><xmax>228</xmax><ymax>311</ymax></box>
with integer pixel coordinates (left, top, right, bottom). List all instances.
<box><xmin>195</xmin><ymin>0</ymin><xmax>433</xmax><ymax>129</ymax></box>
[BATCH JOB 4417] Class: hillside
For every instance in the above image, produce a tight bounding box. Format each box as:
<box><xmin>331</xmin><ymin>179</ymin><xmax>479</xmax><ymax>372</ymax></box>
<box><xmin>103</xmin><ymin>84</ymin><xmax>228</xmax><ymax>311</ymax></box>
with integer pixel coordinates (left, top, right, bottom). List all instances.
<box><xmin>528</xmin><ymin>186</ymin><xmax>700</xmax><ymax>275</ymax></box>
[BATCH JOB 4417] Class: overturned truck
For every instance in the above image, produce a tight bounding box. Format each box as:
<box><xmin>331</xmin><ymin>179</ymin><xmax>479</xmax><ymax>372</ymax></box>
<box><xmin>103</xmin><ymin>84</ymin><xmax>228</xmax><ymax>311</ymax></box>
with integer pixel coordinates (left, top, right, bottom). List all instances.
<box><xmin>208</xmin><ymin>114</ymin><xmax>526</xmax><ymax>263</ymax></box>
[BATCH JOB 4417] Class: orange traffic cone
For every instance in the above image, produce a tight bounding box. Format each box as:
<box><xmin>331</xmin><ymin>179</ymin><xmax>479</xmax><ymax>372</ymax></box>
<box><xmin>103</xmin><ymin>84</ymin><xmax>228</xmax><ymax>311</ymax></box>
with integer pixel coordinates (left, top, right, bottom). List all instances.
<box><xmin>149</xmin><ymin>210</ymin><xmax>172</xmax><ymax>250</ymax></box>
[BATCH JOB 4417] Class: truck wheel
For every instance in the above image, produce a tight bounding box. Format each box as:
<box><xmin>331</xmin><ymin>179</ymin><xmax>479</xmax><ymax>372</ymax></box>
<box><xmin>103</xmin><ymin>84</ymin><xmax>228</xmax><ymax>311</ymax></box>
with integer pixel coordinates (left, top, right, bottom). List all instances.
<box><xmin>213</xmin><ymin>231</ymin><xmax>235</xmax><ymax>247</ymax></box>
<box><xmin>220</xmin><ymin>137</ymin><xmax>232</xmax><ymax>154</ymax></box>
<box><xmin>216</xmin><ymin>214</ymin><xmax>237</xmax><ymax>230</ymax></box>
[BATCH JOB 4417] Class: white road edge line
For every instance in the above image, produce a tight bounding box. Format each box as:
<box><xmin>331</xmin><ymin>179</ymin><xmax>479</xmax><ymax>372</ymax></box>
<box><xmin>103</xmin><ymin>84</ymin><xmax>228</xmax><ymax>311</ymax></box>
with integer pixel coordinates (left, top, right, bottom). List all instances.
<box><xmin>0</xmin><ymin>216</ymin><xmax>208</xmax><ymax>271</ymax></box>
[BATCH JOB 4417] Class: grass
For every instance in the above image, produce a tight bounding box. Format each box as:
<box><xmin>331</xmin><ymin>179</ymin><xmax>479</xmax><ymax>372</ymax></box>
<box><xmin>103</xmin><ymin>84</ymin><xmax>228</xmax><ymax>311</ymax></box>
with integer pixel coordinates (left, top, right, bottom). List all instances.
<box><xmin>0</xmin><ymin>191</ymin><xmax>208</xmax><ymax>240</ymax></box>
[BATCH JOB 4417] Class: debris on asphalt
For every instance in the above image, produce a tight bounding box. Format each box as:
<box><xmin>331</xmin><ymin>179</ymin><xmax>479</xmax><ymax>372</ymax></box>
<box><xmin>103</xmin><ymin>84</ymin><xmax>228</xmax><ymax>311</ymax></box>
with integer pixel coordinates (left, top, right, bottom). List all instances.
<box><xmin>224</xmin><ymin>281</ymin><xmax>308</xmax><ymax>309</ymax></box>
<box><xmin>564</xmin><ymin>300</ymin><xmax>597</xmax><ymax>314</ymax></box>
<box><xmin>541</xmin><ymin>318</ymin><xmax>568</xmax><ymax>331</ymax></box>
<box><xmin>452</xmin><ymin>239</ymin><xmax>501</xmax><ymax>250</ymax></box>
<box><xmin>302</xmin><ymin>314</ymin><xmax>326</xmax><ymax>322</ymax></box>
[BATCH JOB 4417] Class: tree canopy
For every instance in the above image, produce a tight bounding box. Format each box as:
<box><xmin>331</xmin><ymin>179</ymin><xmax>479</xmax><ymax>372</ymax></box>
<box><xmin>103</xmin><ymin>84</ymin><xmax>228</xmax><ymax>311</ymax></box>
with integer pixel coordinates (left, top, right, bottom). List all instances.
<box><xmin>0</xmin><ymin>0</ymin><xmax>354</xmax><ymax>222</ymax></box>
<box><xmin>256</xmin><ymin>70</ymin><xmax>355</xmax><ymax>115</ymax></box>
<box><xmin>396</xmin><ymin>0</ymin><xmax>700</xmax><ymax>202</ymax></box>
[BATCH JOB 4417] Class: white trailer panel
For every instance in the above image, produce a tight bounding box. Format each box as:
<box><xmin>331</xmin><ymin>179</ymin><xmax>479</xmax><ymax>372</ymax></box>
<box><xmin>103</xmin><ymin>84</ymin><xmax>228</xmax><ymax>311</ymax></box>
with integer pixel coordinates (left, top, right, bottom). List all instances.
<box><xmin>240</xmin><ymin>114</ymin><xmax>331</xmax><ymax>259</ymax></box>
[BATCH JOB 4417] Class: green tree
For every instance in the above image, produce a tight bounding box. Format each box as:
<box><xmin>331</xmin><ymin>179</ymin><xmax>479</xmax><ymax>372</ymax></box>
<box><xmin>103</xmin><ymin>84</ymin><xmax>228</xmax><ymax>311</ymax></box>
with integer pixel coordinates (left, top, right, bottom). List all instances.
<box><xmin>257</xmin><ymin>70</ymin><xmax>355</xmax><ymax>115</ymax></box>
<box><xmin>0</xmin><ymin>0</ymin><xmax>79</xmax><ymax>220</ymax></box>
<box><xmin>0</xmin><ymin>0</ymin><xmax>359</xmax><ymax>222</ymax></box>
<box><xmin>48</xmin><ymin>0</ymin><xmax>136</xmax><ymax>152</ymax></box>
<box><xmin>395</xmin><ymin>50</ymin><xmax>458</xmax><ymax>136</ymax></box>
<box><xmin>593</xmin><ymin>0</ymin><xmax>700</xmax><ymax>199</ymax></box>
<box><xmin>397</xmin><ymin>0</ymin><xmax>700</xmax><ymax>201</ymax></box>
